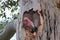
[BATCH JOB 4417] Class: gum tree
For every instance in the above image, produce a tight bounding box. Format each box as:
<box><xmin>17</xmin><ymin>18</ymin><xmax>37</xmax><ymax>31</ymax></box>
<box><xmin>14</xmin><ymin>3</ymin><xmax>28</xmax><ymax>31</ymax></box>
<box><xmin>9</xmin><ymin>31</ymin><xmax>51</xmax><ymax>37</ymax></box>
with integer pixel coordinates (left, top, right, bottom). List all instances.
<box><xmin>17</xmin><ymin>0</ymin><xmax>60</xmax><ymax>40</ymax></box>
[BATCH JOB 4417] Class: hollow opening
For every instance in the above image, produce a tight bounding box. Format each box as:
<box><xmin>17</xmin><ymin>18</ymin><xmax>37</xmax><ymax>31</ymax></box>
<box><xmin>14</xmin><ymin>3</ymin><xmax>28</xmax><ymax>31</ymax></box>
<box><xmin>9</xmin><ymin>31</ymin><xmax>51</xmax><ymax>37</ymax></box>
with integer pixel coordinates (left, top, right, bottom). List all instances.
<box><xmin>22</xmin><ymin>8</ymin><xmax>44</xmax><ymax>40</ymax></box>
<box><xmin>22</xmin><ymin>8</ymin><xmax>41</xmax><ymax>33</ymax></box>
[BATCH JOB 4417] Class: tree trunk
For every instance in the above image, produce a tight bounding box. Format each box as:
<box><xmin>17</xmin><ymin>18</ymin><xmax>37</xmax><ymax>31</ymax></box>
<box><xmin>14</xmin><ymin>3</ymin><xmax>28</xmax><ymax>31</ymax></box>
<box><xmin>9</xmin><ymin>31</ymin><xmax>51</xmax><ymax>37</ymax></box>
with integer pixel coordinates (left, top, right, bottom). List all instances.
<box><xmin>17</xmin><ymin>0</ymin><xmax>60</xmax><ymax>40</ymax></box>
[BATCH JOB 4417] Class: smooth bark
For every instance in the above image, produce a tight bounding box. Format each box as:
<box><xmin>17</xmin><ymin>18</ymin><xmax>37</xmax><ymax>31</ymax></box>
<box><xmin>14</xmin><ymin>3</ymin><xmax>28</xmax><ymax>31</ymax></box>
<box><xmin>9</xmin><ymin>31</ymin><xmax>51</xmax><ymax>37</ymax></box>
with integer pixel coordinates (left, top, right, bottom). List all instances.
<box><xmin>0</xmin><ymin>19</ymin><xmax>17</xmax><ymax>40</ymax></box>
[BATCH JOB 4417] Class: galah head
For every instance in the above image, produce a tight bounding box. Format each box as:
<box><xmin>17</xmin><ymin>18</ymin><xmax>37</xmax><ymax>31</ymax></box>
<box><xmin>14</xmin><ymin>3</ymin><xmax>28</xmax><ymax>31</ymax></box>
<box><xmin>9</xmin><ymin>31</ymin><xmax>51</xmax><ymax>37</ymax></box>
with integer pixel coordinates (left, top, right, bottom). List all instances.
<box><xmin>23</xmin><ymin>17</ymin><xmax>37</xmax><ymax>33</ymax></box>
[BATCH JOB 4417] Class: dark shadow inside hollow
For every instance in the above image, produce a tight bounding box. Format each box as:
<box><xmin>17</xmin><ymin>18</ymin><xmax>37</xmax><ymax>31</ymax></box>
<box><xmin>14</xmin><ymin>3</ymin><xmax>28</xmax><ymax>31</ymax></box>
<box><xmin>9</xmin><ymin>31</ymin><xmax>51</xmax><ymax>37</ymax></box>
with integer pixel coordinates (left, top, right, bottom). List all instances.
<box><xmin>22</xmin><ymin>8</ymin><xmax>41</xmax><ymax>33</ymax></box>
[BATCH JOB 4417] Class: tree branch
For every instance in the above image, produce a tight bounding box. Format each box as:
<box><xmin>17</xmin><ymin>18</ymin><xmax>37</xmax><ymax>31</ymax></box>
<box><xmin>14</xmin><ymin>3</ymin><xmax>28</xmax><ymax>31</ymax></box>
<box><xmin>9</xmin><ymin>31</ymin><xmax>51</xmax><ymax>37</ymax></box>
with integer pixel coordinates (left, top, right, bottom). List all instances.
<box><xmin>0</xmin><ymin>19</ymin><xmax>17</xmax><ymax>40</ymax></box>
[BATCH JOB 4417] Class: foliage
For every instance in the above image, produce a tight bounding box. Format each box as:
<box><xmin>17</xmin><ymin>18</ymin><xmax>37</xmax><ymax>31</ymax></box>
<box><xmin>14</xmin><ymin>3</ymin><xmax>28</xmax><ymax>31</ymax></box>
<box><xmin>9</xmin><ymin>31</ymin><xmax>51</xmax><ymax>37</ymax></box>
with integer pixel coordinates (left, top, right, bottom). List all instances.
<box><xmin>0</xmin><ymin>0</ymin><xmax>19</xmax><ymax>23</ymax></box>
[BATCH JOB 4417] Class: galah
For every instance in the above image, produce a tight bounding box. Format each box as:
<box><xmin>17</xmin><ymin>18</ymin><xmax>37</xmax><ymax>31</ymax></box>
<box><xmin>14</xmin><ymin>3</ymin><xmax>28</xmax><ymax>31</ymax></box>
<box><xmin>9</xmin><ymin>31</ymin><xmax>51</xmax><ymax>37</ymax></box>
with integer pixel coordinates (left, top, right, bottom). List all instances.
<box><xmin>23</xmin><ymin>17</ymin><xmax>37</xmax><ymax>33</ymax></box>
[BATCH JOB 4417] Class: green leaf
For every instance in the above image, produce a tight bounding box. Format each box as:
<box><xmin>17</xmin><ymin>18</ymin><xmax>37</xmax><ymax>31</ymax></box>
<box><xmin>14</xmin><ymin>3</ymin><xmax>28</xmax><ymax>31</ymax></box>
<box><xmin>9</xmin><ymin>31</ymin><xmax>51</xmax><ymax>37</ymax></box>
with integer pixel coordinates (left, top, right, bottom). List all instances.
<box><xmin>0</xmin><ymin>14</ymin><xmax>3</xmax><ymax>16</ymax></box>
<box><xmin>0</xmin><ymin>24</ymin><xmax>3</xmax><ymax>29</ymax></box>
<box><xmin>3</xmin><ymin>13</ymin><xmax>6</xmax><ymax>18</ymax></box>
<box><xmin>11</xmin><ymin>9</ymin><xmax>14</xmax><ymax>12</ymax></box>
